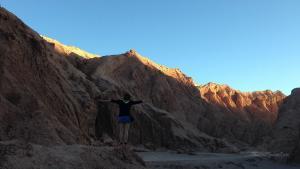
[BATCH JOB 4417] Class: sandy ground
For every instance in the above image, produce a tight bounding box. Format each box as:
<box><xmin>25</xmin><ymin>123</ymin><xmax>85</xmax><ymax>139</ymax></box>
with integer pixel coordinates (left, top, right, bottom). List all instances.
<box><xmin>137</xmin><ymin>151</ymin><xmax>300</xmax><ymax>169</ymax></box>
<box><xmin>0</xmin><ymin>140</ymin><xmax>147</xmax><ymax>169</ymax></box>
<box><xmin>1</xmin><ymin>139</ymin><xmax>299</xmax><ymax>169</ymax></box>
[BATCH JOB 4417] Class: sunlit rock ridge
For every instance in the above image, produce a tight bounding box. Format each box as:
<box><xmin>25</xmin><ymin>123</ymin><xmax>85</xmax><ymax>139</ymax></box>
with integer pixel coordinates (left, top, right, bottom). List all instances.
<box><xmin>198</xmin><ymin>82</ymin><xmax>286</xmax><ymax>123</ymax></box>
<box><xmin>42</xmin><ymin>36</ymin><xmax>100</xmax><ymax>59</ymax></box>
<box><xmin>1</xmin><ymin>6</ymin><xmax>300</xmax><ymax>168</ymax></box>
<box><xmin>123</xmin><ymin>49</ymin><xmax>196</xmax><ymax>86</ymax></box>
<box><xmin>41</xmin><ymin>36</ymin><xmax>286</xmax><ymax>147</ymax></box>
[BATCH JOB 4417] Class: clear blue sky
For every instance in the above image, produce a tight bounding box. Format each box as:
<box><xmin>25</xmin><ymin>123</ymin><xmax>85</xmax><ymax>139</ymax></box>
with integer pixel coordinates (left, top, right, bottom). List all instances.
<box><xmin>2</xmin><ymin>0</ymin><xmax>299</xmax><ymax>95</ymax></box>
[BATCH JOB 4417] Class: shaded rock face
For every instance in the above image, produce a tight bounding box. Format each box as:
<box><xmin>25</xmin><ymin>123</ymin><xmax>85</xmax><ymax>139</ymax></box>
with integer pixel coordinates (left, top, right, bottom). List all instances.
<box><xmin>75</xmin><ymin>49</ymin><xmax>283</xmax><ymax>149</ymax></box>
<box><xmin>271</xmin><ymin>88</ymin><xmax>300</xmax><ymax>162</ymax></box>
<box><xmin>0</xmin><ymin>7</ymin><xmax>100</xmax><ymax>145</ymax></box>
<box><xmin>0</xmin><ymin>7</ymin><xmax>234</xmax><ymax>152</ymax></box>
<box><xmin>78</xmin><ymin>50</ymin><xmax>236</xmax><ymax>152</ymax></box>
<box><xmin>0</xmin><ymin>6</ymin><xmax>291</xmax><ymax>156</ymax></box>
<box><xmin>85</xmin><ymin>50</ymin><xmax>205</xmax><ymax>125</ymax></box>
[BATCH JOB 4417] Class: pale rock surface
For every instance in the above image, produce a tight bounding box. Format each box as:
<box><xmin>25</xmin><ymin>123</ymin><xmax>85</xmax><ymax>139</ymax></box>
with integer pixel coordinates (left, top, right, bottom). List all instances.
<box><xmin>42</xmin><ymin>36</ymin><xmax>100</xmax><ymax>59</ymax></box>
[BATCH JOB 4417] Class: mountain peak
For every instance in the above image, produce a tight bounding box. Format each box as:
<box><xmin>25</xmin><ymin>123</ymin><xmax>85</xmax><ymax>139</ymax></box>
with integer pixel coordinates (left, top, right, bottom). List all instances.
<box><xmin>121</xmin><ymin>49</ymin><xmax>195</xmax><ymax>85</ymax></box>
<box><xmin>125</xmin><ymin>49</ymin><xmax>139</xmax><ymax>57</ymax></box>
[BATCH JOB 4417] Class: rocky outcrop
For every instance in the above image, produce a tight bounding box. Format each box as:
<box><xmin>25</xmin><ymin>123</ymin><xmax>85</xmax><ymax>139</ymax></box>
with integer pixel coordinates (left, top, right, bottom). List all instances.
<box><xmin>75</xmin><ymin>48</ymin><xmax>285</xmax><ymax>149</ymax></box>
<box><xmin>4</xmin><ymin>5</ymin><xmax>300</xmax><ymax>169</ymax></box>
<box><xmin>86</xmin><ymin>49</ymin><xmax>203</xmax><ymax>124</ymax></box>
<box><xmin>42</xmin><ymin>36</ymin><xmax>100</xmax><ymax>72</ymax></box>
<box><xmin>197</xmin><ymin>83</ymin><xmax>285</xmax><ymax>145</ymax></box>
<box><xmin>270</xmin><ymin>88</ymin><xmax>300</xmax><ymax>162</ymax></box>
<box><xmin>199</xmin><ymin>83</ymin><xmax>285</xmax><ymax>123</ymax></box>
<box><xmin>0</xmin><ymin>7</ymin><xmax>235</xmax><ymax>153</ymax></box>
<box><xmin>0</xmin><ymin>7</ymin><xmax>100</xmax><ymax>145</ymax></box>
<box><xmin>0</xmin><ymin>7</ymin><xmax>146</xmax><ymax>168</ymax></box>
<box><xmin>1</xmin><ymin>6</ymin><xmax>296</xmax><ymax>166</ymax></box>
<box><xmin>78</xmin><ymin>49</ymin><xmax>237</xmax><ymax>152</ymax></box>
<box><xmin>40</xmin><ymin>38</ymin><xmax>285</xmax><ymax>149</ymax></box>
<box><xmin>42</xmin><ymin>36</ymin><xmax>100</xmax><ymax>59</ymax></box>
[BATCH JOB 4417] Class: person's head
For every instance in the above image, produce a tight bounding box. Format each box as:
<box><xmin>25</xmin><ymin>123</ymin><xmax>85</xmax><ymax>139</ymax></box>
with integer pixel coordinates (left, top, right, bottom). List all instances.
<box><xmin>123</xmin><ymin>93</ymin><xmax>131</xmax><ymax>101</ymax></box>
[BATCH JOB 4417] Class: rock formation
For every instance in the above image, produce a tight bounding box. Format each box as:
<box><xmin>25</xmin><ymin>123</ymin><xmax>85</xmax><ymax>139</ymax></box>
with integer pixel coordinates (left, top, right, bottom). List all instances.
<box><xmin>1</xmin><ymin>6</ymin><xmax>140</xmax><ymax>168</ymax></box>
<box><xmin>75</xmin><ymin>49</ymin><xmax>285</xmax><ymax>148</ymax></box>
<box><xmin>1</xmin><ymin>6</ymin><xmax>298</xmax><ymax>168</ymax></box>
<box><xmin>0</xmin><ymin>7</ymin><xmax>102</xmax><ymax>145</ymax></box>
<box><xmin>0</xmin><ymin>7</ymin><xmax>234</xmax><ymax>155</ymax></box>
<box><xmin>270</xmin><ymin>88</ymin><xmax>300</xmax><ymax>162</ymax></box>
<box><xmin>199</xmin><ymin>83</ymin><xmax>285</xmax><ymax>123</ymax></box>
<box><xmin>196</xmin><ymin>83</ymin><xmax>285</xmax><ymax>145</ymax></box>
<box><xmin>42</xmin><ymin>36</ymin><xmax>100</xmax><ymax>59</ymax></box>
<box><xmin>75</xmin><ymin>49</ymin><xmax>236</xmax><ymax>152</ymax></box>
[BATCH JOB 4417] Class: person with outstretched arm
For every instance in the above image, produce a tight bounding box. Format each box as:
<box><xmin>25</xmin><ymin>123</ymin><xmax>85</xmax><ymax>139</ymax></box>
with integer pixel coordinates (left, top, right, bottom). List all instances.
<box><xmin>96</xmin><ymin>93</ymin><xmax>143</xmax><ymax>146</ymax></box>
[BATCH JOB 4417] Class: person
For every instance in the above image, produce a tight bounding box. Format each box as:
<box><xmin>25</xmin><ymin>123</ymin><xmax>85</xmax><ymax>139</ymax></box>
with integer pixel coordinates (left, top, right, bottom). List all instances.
<box><xmin>96</xmin><ymin>93</ymin><xmax>143</xmax><ymax>146</ymax></box>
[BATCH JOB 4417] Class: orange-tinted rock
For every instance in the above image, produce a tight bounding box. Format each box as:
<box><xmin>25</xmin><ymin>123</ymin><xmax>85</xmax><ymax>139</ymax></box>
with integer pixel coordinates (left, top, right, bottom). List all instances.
<box><xmin>199</xmin><ymin>83</ymin><xmax>285</xmax><ymax>123</ymax></box>
<box><xmin>197</xmin><ymin>83</ymin><xmax>286</xmax><ymax>145</ymax></box>
<box><xmin>42</xmin><ymin>36</ymin><xmax>100</xmax><ymax>59</ymax></box>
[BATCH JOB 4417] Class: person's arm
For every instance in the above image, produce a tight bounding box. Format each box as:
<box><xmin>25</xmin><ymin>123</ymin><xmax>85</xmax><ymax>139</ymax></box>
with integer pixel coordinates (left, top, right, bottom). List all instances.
<box><xmin>130</xmin><ymin>100</ymin><xmax>143</xmax><ymax>105</ymax></box>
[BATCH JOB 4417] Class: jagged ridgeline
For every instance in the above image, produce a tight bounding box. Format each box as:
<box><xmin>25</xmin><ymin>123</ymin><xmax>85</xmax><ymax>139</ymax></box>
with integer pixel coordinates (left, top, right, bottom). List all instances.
<box><xmin>0</xmin><ymin>7</ymin><xmax>233</xmax><ymax>152</ymax></box>
<box><xmin>0</xmin><ymin>6</ymin><xmax>300</xmax><ymax>165</ymax></box>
